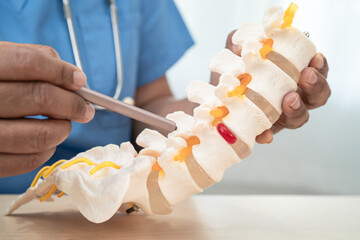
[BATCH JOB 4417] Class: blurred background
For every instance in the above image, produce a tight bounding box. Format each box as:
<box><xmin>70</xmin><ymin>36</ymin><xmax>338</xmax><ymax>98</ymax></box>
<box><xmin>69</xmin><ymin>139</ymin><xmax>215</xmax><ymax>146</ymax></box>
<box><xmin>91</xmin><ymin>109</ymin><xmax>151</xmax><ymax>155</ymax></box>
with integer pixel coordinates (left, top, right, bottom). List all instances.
<box><xmin>168</xmin><ymin>0</ymin><xmax>360</xmax><ymax>194</ymax></box>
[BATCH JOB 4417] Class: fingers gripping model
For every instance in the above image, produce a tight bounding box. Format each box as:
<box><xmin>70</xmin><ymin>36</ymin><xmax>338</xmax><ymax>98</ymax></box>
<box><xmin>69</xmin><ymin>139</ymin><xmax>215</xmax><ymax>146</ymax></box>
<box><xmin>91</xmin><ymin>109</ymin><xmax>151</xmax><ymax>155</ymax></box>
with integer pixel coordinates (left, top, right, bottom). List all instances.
<box><xmin>6</xmin><ymin>3</ymin><xmax>320</xmax><ymax>223</ymax></box>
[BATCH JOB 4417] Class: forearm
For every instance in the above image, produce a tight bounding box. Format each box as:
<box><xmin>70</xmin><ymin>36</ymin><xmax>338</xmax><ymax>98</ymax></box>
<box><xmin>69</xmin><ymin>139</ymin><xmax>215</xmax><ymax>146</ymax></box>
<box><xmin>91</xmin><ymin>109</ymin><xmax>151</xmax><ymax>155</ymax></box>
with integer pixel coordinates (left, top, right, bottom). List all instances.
<box><xmin>133</xmin><ymin>72</ymin><xmax>215</xmax><ymax>139</ymax></box>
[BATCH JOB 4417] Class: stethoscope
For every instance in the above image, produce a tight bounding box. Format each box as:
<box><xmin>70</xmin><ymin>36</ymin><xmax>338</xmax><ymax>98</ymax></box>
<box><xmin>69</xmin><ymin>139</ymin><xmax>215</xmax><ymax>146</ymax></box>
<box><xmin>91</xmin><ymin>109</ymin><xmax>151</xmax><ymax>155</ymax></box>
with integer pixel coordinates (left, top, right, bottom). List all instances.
<box><xmin>62</xmin><ymin>0</ymin><xmax>125</xmax><ymax>110</ymax></box>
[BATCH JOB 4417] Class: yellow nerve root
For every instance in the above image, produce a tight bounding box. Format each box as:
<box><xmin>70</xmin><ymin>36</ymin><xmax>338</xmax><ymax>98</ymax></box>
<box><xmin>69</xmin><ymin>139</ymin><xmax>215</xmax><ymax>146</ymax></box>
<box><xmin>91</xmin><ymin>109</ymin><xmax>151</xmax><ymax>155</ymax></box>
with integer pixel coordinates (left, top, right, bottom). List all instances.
<box><xmin>43</xmin><ymin>160</ymin><xmax>67</xmax><ymax>178</ymax></box>
<box><xmin>151</xmin><ymin>161</ymin><xmax>165</xmax><ymax>176</ymax></box>
<box><xmin>259</xmin><ymin>38</ymin><xmax>274</xmax><ymax>59</ymax></box>
<box><xmin>89</xmin><ymin>161</ymin><xmax>121</xmax><ymax>175</ymax></box>
<box><xmin>173</xmin><ymin>136</ymin><xmax>201</xmax><ymax>162</ymax></box>
<box><xmin>210</xmin><ymin>106</ymin><xmax>229</xmax><ymax>127</ymax></box>
<box><xmin>228</xmin><ymin>73</ymin><xmax>252</xmax><ymax>98</ymax></box>
<box><xmin>40</xmin><ymin>184</ymin><xmax>57</xmax><ymax>202</ymax></box>
<box><xmin>31</xmin><ymin>166</ymin><xmax>50</xmax><ymax>188</ymax></box>
<box><xmin>281</xmin><ymin>2</ymin><xmax>299</xmax><ymax>29</ymax></box>
<box><xmin>57</xmin><ymin>191</ymin><xmax>66</xmax><ymax>198</ymax></box>
<box><xmin>61</xmin><ymin>157</ymin><xmax>95</xmax><ymax>170</ymax></box>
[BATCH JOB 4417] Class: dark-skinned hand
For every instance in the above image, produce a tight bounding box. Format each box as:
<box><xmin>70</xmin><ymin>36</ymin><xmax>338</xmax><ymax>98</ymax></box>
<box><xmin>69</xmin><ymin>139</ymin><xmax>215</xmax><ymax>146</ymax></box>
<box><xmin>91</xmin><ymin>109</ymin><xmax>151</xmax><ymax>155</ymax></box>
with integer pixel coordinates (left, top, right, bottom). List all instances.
<box><xmin>211</xmin><ymin>30</ymin><xmax>331</xmax><ymax>144</ymax></box>
<box><xmin>0</xmin><ymin>42</ymin><xmax>95</xmax><ymax>178</ymax></box>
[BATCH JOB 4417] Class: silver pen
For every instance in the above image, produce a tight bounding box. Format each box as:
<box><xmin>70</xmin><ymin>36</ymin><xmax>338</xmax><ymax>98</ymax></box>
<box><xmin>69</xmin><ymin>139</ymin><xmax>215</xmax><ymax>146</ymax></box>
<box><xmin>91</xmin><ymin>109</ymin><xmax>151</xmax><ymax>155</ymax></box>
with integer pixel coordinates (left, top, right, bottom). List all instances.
<box><xmin>76</xmin><ymin>87</ymin><xmax>177</xmax><ymax>133</ymax></box>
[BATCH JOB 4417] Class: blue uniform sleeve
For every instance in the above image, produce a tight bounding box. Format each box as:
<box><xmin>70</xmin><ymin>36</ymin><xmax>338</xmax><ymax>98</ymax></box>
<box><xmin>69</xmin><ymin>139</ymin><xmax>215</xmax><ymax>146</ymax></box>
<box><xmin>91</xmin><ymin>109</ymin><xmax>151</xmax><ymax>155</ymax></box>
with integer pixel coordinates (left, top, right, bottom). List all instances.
<box><xmin>137</xmin><ymin>0</ymin><xmax>194</xmax><ymax>87</ymax></box>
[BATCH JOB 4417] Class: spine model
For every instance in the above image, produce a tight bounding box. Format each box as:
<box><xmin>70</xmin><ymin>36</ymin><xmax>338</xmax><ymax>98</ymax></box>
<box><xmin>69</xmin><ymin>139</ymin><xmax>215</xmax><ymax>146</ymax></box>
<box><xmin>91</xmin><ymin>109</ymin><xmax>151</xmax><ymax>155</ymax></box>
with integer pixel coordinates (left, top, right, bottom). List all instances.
<box><xmin>6</xmin><ymin>3</ymin><xmax>317</xmax><ymax>223</ymax></box>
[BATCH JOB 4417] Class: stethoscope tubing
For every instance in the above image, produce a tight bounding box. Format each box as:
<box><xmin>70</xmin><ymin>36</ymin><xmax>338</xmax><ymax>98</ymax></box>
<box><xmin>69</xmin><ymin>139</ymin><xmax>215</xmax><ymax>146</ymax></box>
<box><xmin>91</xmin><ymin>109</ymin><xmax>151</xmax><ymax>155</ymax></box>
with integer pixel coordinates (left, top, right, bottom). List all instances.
<box><xmin>62</xmin><ymin>0</ymin><xmax>124</xmax><ymax>110</ymax></box>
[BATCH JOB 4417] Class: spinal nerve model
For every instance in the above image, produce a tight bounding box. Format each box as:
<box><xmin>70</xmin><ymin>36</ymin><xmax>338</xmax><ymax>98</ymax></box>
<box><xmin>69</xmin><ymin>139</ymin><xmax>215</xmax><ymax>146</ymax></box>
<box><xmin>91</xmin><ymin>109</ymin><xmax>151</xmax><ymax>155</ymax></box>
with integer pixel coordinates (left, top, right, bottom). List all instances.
<box><xmin>6</xmin><ymin>3</ymin><xmax>317</xmax><ymax>223</ymax></box>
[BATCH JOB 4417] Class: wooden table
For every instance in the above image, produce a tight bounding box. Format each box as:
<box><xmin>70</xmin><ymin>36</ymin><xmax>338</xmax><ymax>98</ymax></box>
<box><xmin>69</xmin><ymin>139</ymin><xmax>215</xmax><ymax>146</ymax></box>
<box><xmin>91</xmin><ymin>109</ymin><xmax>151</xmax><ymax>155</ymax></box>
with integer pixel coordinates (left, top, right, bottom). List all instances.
<box><xmin>1</xmin><ymin>195</ymin><xmax>359</xmax><ymax>240</ymax></box>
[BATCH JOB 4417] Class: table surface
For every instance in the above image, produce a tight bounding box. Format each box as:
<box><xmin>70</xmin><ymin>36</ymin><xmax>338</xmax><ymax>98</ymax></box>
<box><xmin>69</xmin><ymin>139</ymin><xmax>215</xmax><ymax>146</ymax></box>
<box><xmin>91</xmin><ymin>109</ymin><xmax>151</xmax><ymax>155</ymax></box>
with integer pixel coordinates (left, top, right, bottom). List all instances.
<box><xmin>1</xmin><ymin>194</ymin><xmax>359</xmax><ymax>240</ymax></box>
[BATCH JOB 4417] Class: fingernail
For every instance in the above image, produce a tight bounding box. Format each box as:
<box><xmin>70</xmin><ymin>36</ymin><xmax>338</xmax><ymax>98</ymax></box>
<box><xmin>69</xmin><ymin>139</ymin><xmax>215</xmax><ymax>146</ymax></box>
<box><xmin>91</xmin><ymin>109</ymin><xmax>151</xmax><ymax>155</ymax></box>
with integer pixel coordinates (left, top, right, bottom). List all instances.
<box><xmin>290</xmin><ymin>96</ymin><xmax>301</xmax><ymax>110</ymax></box>
<box><xmin>85</xmin><ymin>103</ymin><xmax>95</xmax><ymax>121</ymax></box>
<box><xmin>307</xmin><ymin>70</ymin><xmax>317</xmax><ymax>85</ymax></box>
<box><xmin>315</xmin><ymin>54</ymin><xmax>324</xmax><ymax>69</ymax></box>
<box><xmin>73</xmin><ymin>71</ymin><xmax>87</xmax><ymax>88</ymax></box>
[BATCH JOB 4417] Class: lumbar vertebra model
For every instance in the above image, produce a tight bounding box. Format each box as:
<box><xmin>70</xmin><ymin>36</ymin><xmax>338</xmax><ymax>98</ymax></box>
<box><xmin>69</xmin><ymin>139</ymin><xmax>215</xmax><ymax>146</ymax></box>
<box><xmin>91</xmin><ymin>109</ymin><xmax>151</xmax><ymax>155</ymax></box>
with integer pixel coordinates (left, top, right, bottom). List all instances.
<box><xmin>6</xmin><ymin>3</ymin><xmax>317</xmax><ymax>223</ymax></box>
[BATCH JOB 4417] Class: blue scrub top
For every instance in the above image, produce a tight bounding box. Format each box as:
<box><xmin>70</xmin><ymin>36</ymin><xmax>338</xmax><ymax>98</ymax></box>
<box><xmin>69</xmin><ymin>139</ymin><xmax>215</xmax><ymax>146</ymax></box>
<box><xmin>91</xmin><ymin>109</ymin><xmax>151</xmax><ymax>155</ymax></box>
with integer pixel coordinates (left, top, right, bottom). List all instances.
<box><xmin>0</xmin><ymin>0</ymin><xmax>193</xmax><ymax>193</ymax></box>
